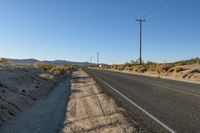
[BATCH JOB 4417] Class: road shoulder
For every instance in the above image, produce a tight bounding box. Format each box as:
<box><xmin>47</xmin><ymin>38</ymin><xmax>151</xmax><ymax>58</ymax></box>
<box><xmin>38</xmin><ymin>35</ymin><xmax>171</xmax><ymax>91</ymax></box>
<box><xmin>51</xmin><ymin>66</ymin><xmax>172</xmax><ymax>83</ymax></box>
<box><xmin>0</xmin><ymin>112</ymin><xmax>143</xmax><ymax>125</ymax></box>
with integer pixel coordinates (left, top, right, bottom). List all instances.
<box><xmin>61</xmin><ymin>69</ymin><xmax>141</xmax><ymax>133</ymax></box>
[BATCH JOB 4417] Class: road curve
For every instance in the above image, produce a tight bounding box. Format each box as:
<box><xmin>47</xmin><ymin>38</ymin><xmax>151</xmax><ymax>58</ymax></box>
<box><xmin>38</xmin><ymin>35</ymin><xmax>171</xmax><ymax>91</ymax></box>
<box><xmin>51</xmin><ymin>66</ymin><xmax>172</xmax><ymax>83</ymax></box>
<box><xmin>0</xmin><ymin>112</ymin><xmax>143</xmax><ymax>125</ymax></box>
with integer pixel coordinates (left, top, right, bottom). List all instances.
<box><xmin>83</xmin><ymin>67</ymin><xmax>200</xmax><ymax>133</ymax></box>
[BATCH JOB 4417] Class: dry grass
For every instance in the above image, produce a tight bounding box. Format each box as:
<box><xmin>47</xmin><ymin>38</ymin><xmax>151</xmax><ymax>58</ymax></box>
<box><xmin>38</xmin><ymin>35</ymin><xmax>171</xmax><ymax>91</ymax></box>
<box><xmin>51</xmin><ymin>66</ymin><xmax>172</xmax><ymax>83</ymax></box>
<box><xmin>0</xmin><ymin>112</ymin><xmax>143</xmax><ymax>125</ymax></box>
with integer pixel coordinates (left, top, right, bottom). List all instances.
<box><xmin>174</xmin><ymin>66</ymin><xmax>184</xmax><ymax>73</ymax></box>
<box><xmin>50</xmin><ymin>66</ymin><xmax>69</xmax><ymax>75</ymax></box>
<box><xmin>92</xmin><ymin>58</ymin><xmax>200</xmax><ymax>82</ymax></box>
<box><xmin>39</xmin><ymin>73</ymin><xmax>54</xmax><ymax>80</ymax></box>
<box><xmin>33</xmin><ymin>61</ymin><xmax>55</xmax><ymax>71</ymax></box>
<box><xmin>0</xmin><ymin>58</ymin><xmax>15</xmax><ymax>65</ymax></box>
<box><xmin>33</xmin><ymin>62</ymin><xmax>75</xmax><ymax>76</ymax></box>
<box><xmin>182</xmin><ymin>69</ymin><xmax>200</xmax><ymax>81</ymax></box>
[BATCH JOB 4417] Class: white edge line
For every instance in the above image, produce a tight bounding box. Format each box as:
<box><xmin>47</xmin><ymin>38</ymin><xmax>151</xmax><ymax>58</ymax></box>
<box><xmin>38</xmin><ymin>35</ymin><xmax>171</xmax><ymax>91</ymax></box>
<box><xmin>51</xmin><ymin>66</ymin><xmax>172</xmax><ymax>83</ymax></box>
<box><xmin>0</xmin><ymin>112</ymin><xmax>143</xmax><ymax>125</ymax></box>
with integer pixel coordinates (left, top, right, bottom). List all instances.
<box><xmin>94</xmin><ymin>76</ymin><xmax>176</xmax><ymax>133</ymax></box>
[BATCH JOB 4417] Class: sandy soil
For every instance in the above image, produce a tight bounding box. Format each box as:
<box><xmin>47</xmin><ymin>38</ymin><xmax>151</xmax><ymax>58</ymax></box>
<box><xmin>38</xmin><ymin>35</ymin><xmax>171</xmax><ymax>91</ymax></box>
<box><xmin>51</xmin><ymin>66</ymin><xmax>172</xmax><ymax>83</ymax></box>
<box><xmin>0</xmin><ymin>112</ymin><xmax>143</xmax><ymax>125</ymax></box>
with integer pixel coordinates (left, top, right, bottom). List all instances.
<box><xmin>61</xmin><ymin>69</ymin><xmax>140</xmax><ymax>133</ymax></box>
<box><xmin>0</xmin><ymin>65</ymin><xmax>66</xmax><ymax>126</ymax></box>
<box><xmin>0</xmin><ymin>78</ymin><xmax>71</xmax><ymax>133</ymax></box>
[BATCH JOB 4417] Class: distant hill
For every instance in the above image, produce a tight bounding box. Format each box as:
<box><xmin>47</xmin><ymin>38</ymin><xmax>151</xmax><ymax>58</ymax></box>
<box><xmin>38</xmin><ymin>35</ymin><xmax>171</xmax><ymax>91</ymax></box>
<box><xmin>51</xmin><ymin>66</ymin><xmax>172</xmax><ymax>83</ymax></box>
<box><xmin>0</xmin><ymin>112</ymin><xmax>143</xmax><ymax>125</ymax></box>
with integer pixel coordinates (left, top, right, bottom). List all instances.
<box><xmin>9</xmin><ymin>58</ymin><xmax>90</xmax><ymax>66</ymax></box>
<box><xmin>43</xmin><ymin>60</ymin><xmax>90</xmax><ymax>66</ymax></box>
<box><xmin>10</xmin><ymin>59</ymin><xmax>38</xmax><ymax>65</ymax></box>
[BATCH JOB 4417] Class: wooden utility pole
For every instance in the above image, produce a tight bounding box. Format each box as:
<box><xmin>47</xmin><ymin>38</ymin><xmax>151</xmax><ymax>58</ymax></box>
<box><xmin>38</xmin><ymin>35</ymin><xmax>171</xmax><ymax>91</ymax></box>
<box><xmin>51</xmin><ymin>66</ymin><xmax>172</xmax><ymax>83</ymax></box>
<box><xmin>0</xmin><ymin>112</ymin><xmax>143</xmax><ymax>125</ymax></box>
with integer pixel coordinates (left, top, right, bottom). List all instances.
<box><xmin>97</xmin><ymin>53</ymin><xmax>99</xmax><ymax>66</ymax></box>
<box><xmin>136</xmin><ymin>19</ymin><xmax>146</xmax><ymax>65</ymax></box>
<box><xmin>90</xmin><ymin>57</ymin><xmax>92</xmax><ymax>64</ymax></box>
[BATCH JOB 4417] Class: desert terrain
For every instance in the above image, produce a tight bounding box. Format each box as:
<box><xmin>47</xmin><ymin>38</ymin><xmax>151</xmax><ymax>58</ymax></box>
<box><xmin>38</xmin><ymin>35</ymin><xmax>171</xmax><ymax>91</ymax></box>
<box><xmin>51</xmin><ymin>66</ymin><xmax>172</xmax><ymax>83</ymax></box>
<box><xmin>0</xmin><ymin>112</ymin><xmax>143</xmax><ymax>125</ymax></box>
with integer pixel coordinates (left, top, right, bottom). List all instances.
<box><xmin>0</xmin><ymin>60</ymin><xmax>141</xmax><ymax>133</ymax></box>
<box><xmin>94</xmin><ymin>58</ymin><xmax>200</xmax><ymax>83</ymax></box>
<box><xmin>0</xmin><ymin>60</ymin><xmax>75</xmax><ymax>128</ymax></box>
<box><xmin>1</xmin><ymin>58</ymin><xmax>200</xmax><ymax>133</ymax></box>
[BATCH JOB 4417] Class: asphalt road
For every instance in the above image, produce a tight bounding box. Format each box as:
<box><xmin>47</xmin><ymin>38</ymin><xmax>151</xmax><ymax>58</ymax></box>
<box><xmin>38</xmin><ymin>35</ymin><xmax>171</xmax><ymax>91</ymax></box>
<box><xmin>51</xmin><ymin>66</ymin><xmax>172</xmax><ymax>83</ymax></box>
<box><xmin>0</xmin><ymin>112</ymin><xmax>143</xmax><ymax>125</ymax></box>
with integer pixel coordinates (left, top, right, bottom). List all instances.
<box><xmin>83</xmin><ymin>68</ymin><xmax>200</xmax><ymax>133</ymax></box>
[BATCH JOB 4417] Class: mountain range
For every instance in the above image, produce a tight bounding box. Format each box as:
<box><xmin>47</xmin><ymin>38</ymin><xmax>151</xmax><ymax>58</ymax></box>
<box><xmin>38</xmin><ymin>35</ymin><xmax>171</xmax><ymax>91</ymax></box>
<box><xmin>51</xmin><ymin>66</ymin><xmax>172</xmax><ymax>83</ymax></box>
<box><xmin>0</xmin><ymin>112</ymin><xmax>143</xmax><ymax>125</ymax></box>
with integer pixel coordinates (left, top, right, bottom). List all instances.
<box><xmin>9</xmin><ymin>58</ymin><xmax>91</xmax><ymax>66</ymax></box>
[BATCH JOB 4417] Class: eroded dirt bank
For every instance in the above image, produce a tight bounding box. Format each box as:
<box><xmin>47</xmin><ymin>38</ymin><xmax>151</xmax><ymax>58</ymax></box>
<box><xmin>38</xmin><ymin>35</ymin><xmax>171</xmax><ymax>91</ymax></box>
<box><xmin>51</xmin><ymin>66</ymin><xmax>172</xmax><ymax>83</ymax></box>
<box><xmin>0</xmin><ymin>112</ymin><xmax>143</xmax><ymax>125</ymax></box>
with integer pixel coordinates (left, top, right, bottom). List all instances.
<box><xmin>0</xmin><ymin>64</ymin><xmax>73</xmax><ymax>130</ymax></box>
<box><xmin>0</xmin><ymin>77</ymin><xmax>71</xmax><ymax>133</ymax></box>
<box><xmin>61</xmin><ymin>69</ymin><xmax>141</xmax><ymax>133</ymax></box>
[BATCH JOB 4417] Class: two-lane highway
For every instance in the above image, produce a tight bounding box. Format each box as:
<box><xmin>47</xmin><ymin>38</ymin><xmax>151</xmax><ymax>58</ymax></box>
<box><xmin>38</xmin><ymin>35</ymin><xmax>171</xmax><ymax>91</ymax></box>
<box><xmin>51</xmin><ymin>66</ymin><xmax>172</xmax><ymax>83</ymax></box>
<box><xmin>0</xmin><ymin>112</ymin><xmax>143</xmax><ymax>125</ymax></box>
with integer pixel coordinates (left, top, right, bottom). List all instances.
<box><xmin>83</xmin><ymin>68</ymin><xmax>200</xmax><ymax>133</ymax></box>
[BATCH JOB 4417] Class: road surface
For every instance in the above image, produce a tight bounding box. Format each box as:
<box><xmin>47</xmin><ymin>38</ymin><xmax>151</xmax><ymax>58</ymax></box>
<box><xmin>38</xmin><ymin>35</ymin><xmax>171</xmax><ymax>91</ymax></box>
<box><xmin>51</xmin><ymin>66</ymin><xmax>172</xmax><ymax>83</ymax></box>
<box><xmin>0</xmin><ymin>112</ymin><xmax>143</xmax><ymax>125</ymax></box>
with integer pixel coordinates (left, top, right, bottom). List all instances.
<box><xmin>83</xmin><ymin>68</ymin><xmax>200</xmax><ymax>133</ymax></box>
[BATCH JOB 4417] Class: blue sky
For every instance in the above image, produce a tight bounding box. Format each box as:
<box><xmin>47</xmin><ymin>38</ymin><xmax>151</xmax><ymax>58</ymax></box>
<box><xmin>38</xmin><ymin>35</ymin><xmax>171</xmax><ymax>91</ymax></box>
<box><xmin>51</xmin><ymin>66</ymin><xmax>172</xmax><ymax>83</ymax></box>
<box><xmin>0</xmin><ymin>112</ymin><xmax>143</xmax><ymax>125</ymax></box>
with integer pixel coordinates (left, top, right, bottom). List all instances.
<box><xmin>0</xmin><ymin>0</ymin><xmax>199</xmax><ymax>64</ymax></box>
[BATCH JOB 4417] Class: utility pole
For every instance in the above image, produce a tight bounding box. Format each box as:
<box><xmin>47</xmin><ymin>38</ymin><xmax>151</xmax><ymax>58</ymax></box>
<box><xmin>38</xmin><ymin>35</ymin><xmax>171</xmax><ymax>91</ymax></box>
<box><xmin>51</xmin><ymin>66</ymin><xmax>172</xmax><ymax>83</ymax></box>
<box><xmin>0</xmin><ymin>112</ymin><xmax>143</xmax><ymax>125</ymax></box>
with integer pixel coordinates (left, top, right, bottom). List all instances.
<box><xmin>90</xmin><ymin>57</ymin><xmax>92</xmax><ymax>64</ymax></box>
<box><xmin>97</xmin><ymin>53</ymin><xmax>99</xmax><ymax>66</ymax></box>
<box><xmin>136</xmin><ymin>19</ymin><xmax>146</xmax><ymax>65</ymax></box>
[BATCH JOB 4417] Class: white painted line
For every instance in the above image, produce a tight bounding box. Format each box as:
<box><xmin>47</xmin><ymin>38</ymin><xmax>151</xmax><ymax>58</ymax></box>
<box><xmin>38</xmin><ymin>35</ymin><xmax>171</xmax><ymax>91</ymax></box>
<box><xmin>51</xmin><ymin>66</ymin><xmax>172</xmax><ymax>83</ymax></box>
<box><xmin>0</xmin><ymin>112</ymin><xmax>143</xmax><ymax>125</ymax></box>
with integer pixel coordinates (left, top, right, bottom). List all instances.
<box><xmin>95</xmin><ymin>76</ymin><xmax>176</xmax><ymax>133</ymax></box>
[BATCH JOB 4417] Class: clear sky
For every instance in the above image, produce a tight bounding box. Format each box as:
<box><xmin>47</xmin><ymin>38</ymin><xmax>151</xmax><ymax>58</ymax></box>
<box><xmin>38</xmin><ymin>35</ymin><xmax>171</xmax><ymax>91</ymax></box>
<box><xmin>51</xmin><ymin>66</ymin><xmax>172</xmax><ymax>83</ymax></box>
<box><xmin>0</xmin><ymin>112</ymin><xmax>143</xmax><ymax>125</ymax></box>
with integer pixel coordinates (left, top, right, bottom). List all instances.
<box><xmin>0</xmin><ymin>0</ymin><xmax>199</xmax><ymax>64</ymax></box>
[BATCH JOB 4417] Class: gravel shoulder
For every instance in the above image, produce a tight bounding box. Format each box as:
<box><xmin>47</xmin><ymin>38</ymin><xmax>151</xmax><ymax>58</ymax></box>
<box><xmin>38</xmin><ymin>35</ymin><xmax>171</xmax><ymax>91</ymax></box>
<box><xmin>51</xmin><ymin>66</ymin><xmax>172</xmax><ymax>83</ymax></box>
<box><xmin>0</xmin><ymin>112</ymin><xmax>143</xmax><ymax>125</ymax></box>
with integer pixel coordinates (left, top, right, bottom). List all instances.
<box><xmin>61</xmin><ymin>69</ymin><xmax>140</xmax><ymax>133</ymax></box>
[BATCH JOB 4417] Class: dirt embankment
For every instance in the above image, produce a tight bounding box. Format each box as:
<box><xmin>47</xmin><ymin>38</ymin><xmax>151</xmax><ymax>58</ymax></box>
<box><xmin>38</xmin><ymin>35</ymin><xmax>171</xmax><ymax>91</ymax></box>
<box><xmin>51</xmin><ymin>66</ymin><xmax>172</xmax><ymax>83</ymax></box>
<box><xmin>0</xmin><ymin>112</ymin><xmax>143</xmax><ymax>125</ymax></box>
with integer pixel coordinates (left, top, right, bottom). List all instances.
<box><xmin>0</xmin><ymin>78</ymin><xmax>71</xmax><ymax>133</ymax></box>
<box><xmin>61</xmin><ymin>69</ymin><xmax>141</xmax><ymax>133</ymax></box>
<box><xmin>0</xmin><ymin>65</ymin><xmax>69</xmax><ymax>126</ymax></box>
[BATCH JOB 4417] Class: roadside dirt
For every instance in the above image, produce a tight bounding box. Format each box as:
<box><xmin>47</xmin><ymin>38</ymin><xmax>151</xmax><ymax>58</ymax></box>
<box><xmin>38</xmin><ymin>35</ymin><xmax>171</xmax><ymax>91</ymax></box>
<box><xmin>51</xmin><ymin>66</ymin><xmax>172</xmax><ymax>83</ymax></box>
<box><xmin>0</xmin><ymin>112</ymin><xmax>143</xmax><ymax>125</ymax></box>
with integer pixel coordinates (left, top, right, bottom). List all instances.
<box><xmin>95</xmin><ymin>64</ymin><xmax>200</xmax><ymax>84</ymax></box>
<box><xmin>0</xmin><ymin>77</ymin><xmax>71</xmax><ymax>133</ymax></box>
<box><xmin>61</xmin><ymin>69</ymin><xmax>140</xmax><ymax>133</ymax></box>
<box><xmin>0</xmin><ymin>65</ymin><xmax>70</xmax><ymax>126</ymax></box>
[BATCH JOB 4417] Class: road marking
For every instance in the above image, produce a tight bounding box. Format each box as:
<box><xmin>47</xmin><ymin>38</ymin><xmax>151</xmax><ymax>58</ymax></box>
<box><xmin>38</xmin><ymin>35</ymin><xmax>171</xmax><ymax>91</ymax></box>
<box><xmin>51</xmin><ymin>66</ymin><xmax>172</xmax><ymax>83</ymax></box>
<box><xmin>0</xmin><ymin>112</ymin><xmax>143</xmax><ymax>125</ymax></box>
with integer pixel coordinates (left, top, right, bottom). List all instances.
<box><xmin>149</xmin><ymin>82</ymin><xmax>200</xmax><ymax>98</ymax></box>
<box><xmin>93</xmin><ymin>68</ymin><xmax>200</xmax><ymax>98</ymax></box>
<box><xmin>123</xmin><ymin>75</ymin><xmax>200</xmax><ymax>99</ymax></box>
<box><xmin>94</xmin><ymin>76</ymin><xmax>176</xmax><ymax>133</ymax></box>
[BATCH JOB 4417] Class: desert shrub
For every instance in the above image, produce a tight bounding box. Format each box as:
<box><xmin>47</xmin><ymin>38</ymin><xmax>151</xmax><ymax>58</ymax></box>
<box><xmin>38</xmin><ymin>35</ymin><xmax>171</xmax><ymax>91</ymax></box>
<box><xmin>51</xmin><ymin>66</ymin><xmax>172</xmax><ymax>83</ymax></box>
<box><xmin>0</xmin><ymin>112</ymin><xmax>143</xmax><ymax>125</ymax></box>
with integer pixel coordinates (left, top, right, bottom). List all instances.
<box><xmin>144</xmin><ymin>62</ymin><xmax>157</xmax><ymax>71</ymax></box>
<box><xmin>133</xmin><ymin>65</ymin><xmax>147</xmax><ymax>73</ymax></box>
<box><xmin>167</xmin><ymin>67</ymin><xmax>174</xmax><ymax>73</ymax></box>
<box><xmin>175</xmin><ymin>61</ymin><xmax>187</xmax><ymax>66</ymax></box>
<box><xmin>146</xmin><ymin>60</ymin><xmax>155</xmax><ymax>65</ymax></box>
<box><xmin>50</xmin><ymin>66</ymin><xmax>69</xmax><ymax>75</ymax></box>
<box><xmin>130</xmin><ymin>59</ymin><xmax>143</xmax><ymax>65</ymax></box>
<box><xmin>148</xmin><ymin>64</ymin><xmax>157</xmax><ymax>71</ymax></box>
<box><xmin>174</xmin><ymin>57</ymin><xmax>200</xmax><ymax>66</ymax></box>
<box><xmin>63</xmin><ymin>64</ymin><xmax>73</xmax><ymax>67</ymax></box>
<box><xmin>104</xmin><ymin>66</ymin><xmax>111</xmax><ymax>70</ymax></box>
<box><xmin>39</xmin><ymin>73</ymin><xmax>54</xmax><ymax>80</ymax></box>
<box><xmin>111</xmin><ymin>65</ymin><xmax>118</xmax><ymax>70</ymax></box>
<box><xmin>0</xmin><ymin>58</ymin><xmax>9</xmax><ymax>64</ymax></box>
<box><xmin>34</xmin><ymin>61</ymin><xmax>55</xmax><ymax>71</ymax></box>
<box><xmin>124</xmin><ymin>66</ymin><xmax>132</xmax><ymax>71</ymax></box>
<box><xmin>124</xmin><ymin>62</ymin><xmax>132</xmax><ymax>67</ymax></box>
<box><xmin>0</xmin><ymin>58</ymin><xmax>14</xmax><ymax>65</ymax></box>
<box><xmin>174</xmin><ymin>66</ymin><xmax>184</xmax><ymax>72</ymax></box>
<box><xmin>63</xmin><ymin>64</ymin><xmax>78</xmax><ymax>69</ymax></box>
<box><xmin>182</xmin><ymin>69</ymin><xmax>200</xmax><ymax>79</ymax></box>
<box><xmin>188</xmin><ymin>69</ymin><xmax>200</xmax><ymax>74</ymax></box>
<box><xmin>155</xmin><ymin>64</ymin><xmax>173</xmax><ymax>73</ymax></box>
<box><xmin>117</xmin><ymin>65</ymin><xmax>126</xmax><ymax>71</ymax></box>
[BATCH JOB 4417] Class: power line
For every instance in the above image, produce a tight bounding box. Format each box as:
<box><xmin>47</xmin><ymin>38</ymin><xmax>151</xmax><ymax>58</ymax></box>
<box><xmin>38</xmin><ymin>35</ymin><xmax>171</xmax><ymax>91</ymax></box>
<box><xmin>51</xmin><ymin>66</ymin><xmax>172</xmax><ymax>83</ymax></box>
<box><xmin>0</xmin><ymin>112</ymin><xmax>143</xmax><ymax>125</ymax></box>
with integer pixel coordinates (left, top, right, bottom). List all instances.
<box><xmin>137</xmin><ymin>0</ymin><xmax>178</xmax><ymax>20</ymax></box>
<box><xmin>132</xmin><ymin>0</ymin><xmax>177</xmax><ymax>65</ymax></box>
<box><xmin>146</xmin><ymin>0</ymin><xmax>178</xmax><ymax>20</ymax></box>
<box><xmin>139</xmin><ymin>0</ymin><xmax>164</xmax><ymax>19</ymax></box>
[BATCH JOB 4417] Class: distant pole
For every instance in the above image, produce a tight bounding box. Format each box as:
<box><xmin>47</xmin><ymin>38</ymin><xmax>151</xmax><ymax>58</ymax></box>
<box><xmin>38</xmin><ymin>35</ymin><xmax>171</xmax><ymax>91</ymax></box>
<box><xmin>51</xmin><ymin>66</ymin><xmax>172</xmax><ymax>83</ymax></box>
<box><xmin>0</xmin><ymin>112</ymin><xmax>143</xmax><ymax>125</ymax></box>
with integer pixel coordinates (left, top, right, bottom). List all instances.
<box><xmin>136</xmin><ymin>19</ymin><xmax>146</xmax><ymax>65</ymax></box>
<box><xmin>90</xmin><ymin>57</ymin><xmax>92</xmax><ymax>64</ymax></box>
<box><xmin>97</xmin><ymin>53</ymin><xmax>99</xmax><ymax>66</ymax></box>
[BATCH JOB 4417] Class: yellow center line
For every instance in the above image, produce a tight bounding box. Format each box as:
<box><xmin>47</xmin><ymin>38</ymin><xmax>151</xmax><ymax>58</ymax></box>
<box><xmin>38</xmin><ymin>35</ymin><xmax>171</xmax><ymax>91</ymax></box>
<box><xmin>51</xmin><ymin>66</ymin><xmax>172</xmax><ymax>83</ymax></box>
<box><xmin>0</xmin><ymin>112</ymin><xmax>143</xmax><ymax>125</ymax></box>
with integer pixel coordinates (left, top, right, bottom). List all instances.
<box><xmin>149</xmin><ymin>82</ymin><xmax>200</xmax><ymax>98</ymax></box>
<box><xmin>123</xmin><ymin>75</ymin><xmax>200</xmax><ymax>98</ymax></box>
